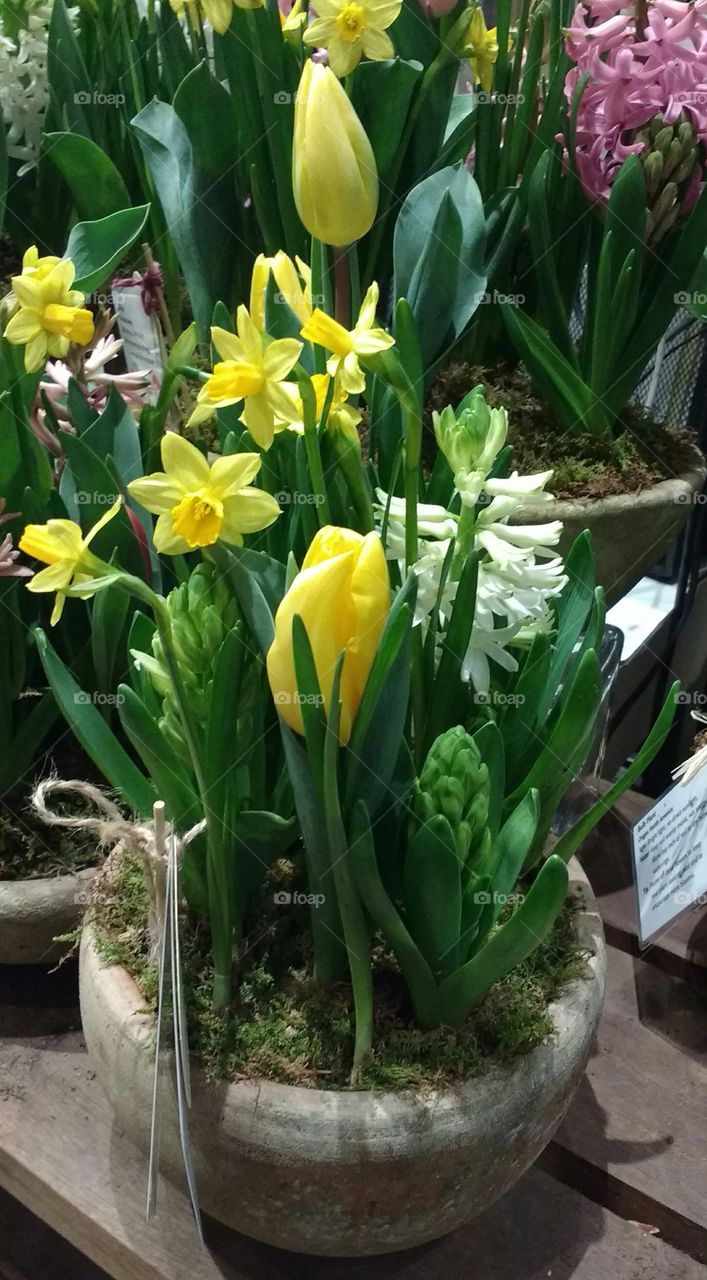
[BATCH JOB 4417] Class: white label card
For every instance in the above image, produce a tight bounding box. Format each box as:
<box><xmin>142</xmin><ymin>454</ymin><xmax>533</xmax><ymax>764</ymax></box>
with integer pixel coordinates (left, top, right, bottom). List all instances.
<box><xmin>111</xmin><ymin>286</ymin><xmax>164</xmax><ymax>403</ymax></box>
<box><xmin>631</xmin><ymin>770</ymin><xmax>707</xmax><ymax>946</ymax></box>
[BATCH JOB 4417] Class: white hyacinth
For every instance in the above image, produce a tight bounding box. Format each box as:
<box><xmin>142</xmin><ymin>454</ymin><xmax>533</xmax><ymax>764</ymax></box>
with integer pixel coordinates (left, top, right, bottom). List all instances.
<box><xmin>374</xmin><ymin>391</ymin><xmax>568</xmax><ymax>695</ymax></box>
<box><xmin>0</xmin><ymin>2</ymin><xmax>76</xmax><ymax>173</ymax></box>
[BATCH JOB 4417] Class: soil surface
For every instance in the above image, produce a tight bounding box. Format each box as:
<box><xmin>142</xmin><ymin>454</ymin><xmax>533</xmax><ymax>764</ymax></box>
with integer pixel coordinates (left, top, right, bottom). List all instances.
<box><xmin>427</xmin><ymin>362</ymin><xmax>700</xmax><ymax>501</ymax></box>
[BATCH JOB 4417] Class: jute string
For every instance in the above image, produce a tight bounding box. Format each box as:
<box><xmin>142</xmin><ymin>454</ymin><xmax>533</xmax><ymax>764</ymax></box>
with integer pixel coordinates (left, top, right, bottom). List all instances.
<box><xmin>31</xmin><ymin>778</ymin><xmax>206</xmax><ymax>958</ymax></box>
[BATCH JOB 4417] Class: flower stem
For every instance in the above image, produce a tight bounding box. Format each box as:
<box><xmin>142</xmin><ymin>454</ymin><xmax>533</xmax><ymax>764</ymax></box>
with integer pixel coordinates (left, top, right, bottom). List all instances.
<box><xmin>333</xmin><ymin>246</ymin><xmax>351</xmax><ymax>329</ymax></box>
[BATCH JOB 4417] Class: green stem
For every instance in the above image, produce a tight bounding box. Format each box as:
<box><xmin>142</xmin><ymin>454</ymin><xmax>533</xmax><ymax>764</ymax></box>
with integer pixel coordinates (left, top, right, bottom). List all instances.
<box><xmin>296</xmin><ymin>365</ymin><xmax>332</xmax><ymax>525</ymax></box>
<box><xmin>322</xmin><ymin>658</ymin><xmax>373</xmax><ymax>1086</ymax></box>
<box><xmin>333</xmin><ymin>246</ymin><xmax>351</xmax><ymax>329</ymax></box>
<box><xmin>112</xmin><ymin>573</ymin><xmax>235</xmax><ymax>1009</ymax></box>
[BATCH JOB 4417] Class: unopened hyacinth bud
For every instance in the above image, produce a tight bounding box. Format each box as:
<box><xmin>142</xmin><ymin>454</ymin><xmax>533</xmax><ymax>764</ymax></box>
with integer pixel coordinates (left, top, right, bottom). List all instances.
<box><xmin>638</xmin><ymin>113</ymin><xmax>703</xmax><ymax>244</ymax></box>
<box><xmin>433</xmin><ymin>388</ymin><xmax>508</xmax><ymax>481</ymax></box>
<box><xmin>413</xmin><ymin>725</ymin><xmax>490</xmax><ymax>863</ymax></box>
<box><xmin>168</xmin><ymin>563</ymin><xmax>239</xmax><ymax>674</ymax></box>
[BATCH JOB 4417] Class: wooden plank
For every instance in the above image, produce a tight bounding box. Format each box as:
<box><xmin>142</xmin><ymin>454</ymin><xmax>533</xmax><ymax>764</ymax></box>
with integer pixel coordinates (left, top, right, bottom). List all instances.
<box><xmin>0</xmin><ymin>1186</ymin><xmax>108</xmax><ymax>1279</ymax></box>
<box><xmin>551</xmin><ymin>942</ymin><xmax>707</xmax><ymax>1262</ymax></box>
<box><xmin>579</xmin><ymin>790</ymin><xmax>707</xmax><ymax>979</ymax></box>
<box><xmin>0</xmin><ymin>1027</ymin><xmax>704</xmax><ymax>1280</ymax></box>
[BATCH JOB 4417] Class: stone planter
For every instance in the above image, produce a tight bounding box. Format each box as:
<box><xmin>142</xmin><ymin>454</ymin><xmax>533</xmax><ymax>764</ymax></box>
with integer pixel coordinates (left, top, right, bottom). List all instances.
<box><xmin>0</xmin><ymin>867</ymin><xmax>96</xmax><ymax>964</ymax></box>
<box><xmin>512</xmin><ymin>443</ymin><xmax>706</xmax><ymax>607</ymax></box>
<box><xmin>79</xmin><ymin>859</ymin><xmax>605</xmax><ymax>1257</ymax></box>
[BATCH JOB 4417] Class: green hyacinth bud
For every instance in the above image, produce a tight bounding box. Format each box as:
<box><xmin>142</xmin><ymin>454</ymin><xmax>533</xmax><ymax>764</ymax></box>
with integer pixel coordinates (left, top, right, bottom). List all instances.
<box><xmin>432</xmin><ymin>388</ymin><xmax>508</xmax><ymax>482</ymax></box>
<box><xmin>413</xmin><ymin>725</ymin><xmax>490</xmax><ymax>863</ymax></box>
<box><xmin>638</xmin><ymin>112</ymin><xmax>702</xmax><ymax>245</ymax></box>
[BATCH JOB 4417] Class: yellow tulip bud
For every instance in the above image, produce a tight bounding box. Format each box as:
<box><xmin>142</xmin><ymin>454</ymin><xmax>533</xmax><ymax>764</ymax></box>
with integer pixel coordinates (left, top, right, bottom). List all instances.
<box><xmin>292</xmin><ymin>60</ymin><xmax>379</xmax><ymax>248</ymax></box>
<box><xmin>267</xmin><ymin>525</ymin><xmax>390</xmax><ymax>744</ymax></box>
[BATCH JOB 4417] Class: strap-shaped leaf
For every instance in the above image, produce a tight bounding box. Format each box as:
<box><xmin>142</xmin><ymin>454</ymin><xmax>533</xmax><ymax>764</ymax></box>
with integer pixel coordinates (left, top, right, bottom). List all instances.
<box><xmin>35</xmin><ymin>628</ymin><xmax>156</xmax><ymax>817</ymax></box>
<box><xmin>552</xmin><ymin>682</ymin><xmax>678</xmax><ymax>865</ymax></box>
<box><xmin>403</xmin><ymin>815</ymin><xmax>463</xmax><ymax>978</ymax></box>
<box><xmin>437</xmin><ymin>855</ymin><xmax>569</xmax><ymax>1026</ymax></box>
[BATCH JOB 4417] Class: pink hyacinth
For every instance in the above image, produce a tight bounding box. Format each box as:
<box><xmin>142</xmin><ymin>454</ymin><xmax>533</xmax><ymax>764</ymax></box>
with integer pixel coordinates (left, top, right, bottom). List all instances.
<box><xmin>0</xmin><ymin>500</ymin><xmax>32</xmax><ymax>579</ymax></box>
<box><xmin>565</xmin><ymin>0</ymin><xmax>707</xmax><ymax>205</ymax></box>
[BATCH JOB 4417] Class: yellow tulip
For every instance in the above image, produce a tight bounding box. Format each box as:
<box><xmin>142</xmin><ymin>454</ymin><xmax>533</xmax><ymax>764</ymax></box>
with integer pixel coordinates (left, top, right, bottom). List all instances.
<box><xmin>292</xmin><ymin>59</ymin><xmax>378</xmax><ymax>247</ymax></box>
<box><xmin>266</xmin><ymin>525</ymin><xmax>390</xmax><ymax>745</ymax></box>
<box><xmin>19</xmin><ymin>499</ymin><xmax>122</xmax><ymax>625</ymax></box>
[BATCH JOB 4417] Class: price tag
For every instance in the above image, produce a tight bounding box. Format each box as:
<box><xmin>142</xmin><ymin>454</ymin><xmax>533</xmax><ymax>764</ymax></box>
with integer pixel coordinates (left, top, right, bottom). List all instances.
<box><xmin>631</xmin><ymin>770</ymin><xmax>707</xmax><ymax>946</ymax></box>
<box><xmin>111</xmin><ymin>285</ymin><xmax>164</xmax><ymax>402</ymax></box>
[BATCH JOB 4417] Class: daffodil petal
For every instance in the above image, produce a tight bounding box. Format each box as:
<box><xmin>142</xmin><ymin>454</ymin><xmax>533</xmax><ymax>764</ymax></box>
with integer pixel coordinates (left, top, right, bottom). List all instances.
<box><xmin>27</xmin><ymin>561</ymin><xmax>74</xmax><ymax>592</ymax></box>
<box><xmin>153</xmin><ymin>513</ymin><xmax>192</xmax><ymax>555</ymax></box>
<box><xmin>128</xmin><ymin>473</ymin><xmax>185</xmax><ymax>514</ymax></box>
<box><xmin>211</xmin><ymin>326</ymin><xmax>246</xmax><ymax>363</ymax></box>
<box><xmin>262</xmin><ymin>337</ymin><xmax>303</xmax><ymax>382</ymax></box>
<box><xmin>161</xmin><ymin>432</ymin><xmax>211</xmax><ymax>487</ymax></box>
<box><xmin>4</xmin><ymin>309</ymin><xmax>42</xmax><ymax>344</ymax></box>
<box><xmin>241</xmin><ymin>395</ymin><xmax>276</xmax><ymax>450</ymax></box>
<box><xmin>84</xmin><ymin>497</ymin><xmax>124</xmax><ymax>546</ymax></box>
<box><xmin>209</xmin><ymin>452</ymin><xmax>262</xmax><ymax>498</ymax></box>
<box><xmin>221</xmin><ymin>488</ymin><xmax>281</xmax><ymax>539</ymax></box>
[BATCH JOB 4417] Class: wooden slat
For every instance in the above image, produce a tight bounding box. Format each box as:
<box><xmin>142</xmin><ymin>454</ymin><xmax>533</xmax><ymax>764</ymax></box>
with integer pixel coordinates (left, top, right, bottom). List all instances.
<box><xmin>0</xmin><ymin>1026</ymin><xmax>704</xmax><ymax>1280</ymax></box>
<box><xmin>0</xmin><ymin>1186</ymin><xmax>108</xmax><ymax>1279</ymax></box>
<box><xmin>550</xmin><ymin>942</ymin><xmax>707</xmax><ymax>1262</ymax></box>
<box><xmin>579</xmin><ymin>790</ymin><xmax>707</xmax><ymax>978</ymax></box>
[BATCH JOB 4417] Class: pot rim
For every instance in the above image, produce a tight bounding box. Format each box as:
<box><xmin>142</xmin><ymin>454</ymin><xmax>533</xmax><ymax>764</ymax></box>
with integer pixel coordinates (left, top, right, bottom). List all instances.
<box><xmin>0</xmin><ymin>864</ymin><xmax>97</xmax><ymax>897</ymax></box>
<box><xmin>81</xmin><ymin>856</ymin><xmax>605</xmax><ymax>1118</ymax></box>
<box><xmin>516</xmin><ymin>439</ymin><xmax>706</xmax><ymax>518</ymax></box>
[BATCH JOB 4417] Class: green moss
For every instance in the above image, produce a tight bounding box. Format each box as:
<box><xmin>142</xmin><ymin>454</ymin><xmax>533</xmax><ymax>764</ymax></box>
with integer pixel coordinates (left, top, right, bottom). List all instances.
<box><xmin>0</xmin><ymin>799</ymin><xmax>98</xmax><ymax>881</ymax></box>
<box><xmin>426</xmin><ymin>361</ymin><xmax>698</xmax><ymax>501</ymax></box>
<box><xmin>90</xmin><ymin>851</ymin><xmax>587</xmax><ymax>1092</ymax></box>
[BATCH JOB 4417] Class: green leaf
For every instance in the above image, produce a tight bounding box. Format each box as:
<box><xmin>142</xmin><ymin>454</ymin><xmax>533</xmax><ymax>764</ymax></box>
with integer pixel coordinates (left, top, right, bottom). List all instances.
<box><xmin>394</xmin><ymin>164</ymin><xmax>487</xmax><ymax>365</ymax></box>
<box><xmin>424</xmin><ymin>550</ymin><xmax>479</xmax><ymax>750</ymax></box>
<box><xmin>352</xmin><ymin>58</ymin><xmax>422</xmax><ymax>191</ymax></box>
<box><xmin>502</xmin><ymin>304</ymin><xmax>606</xmax><ymax>435</ymax></box>
<box><xmin>552</xmin><ymin>682</ymin><xmax>678</xmax><ymax>865</ymax></box>
<box><xmin>403</xmin><ymin>815</ymin><xmax>463</xmax><ymax>978</ymax></box>
<box><xmin>437</xmin><ymin>855</ymin><xmax>569</xmax><ymax>1025</ymax></box>
<box><xmin>43</xmin><ymin>134</ymin><xmax>131</xmax><ymax>221</ymax></box>
<box><xmin>117</xmin><ymin>685</ymin><xmax>200</xmax><ymax>828</ymax></box>
<box><xmin>67</xmin><ymin>205</ymin><xmax>150</xmax><ymax>293</ymax></box>
<box><xmin>350</xmin><ymin>799</ymin><xmax>439</xmax><ymax>1027</ymax></box>
<box><xmin>527</xmin><ymin>151</ymin><xmax>577</xmax><ymax>366</ymax></box>
<box><xmin>91</xmin><ymin>584</ymin><xmax>130</xmax><ymax>702</ymax></box>
<box><xmin>291</xmin><ymin>614</ymin><xmax>327</xmax><ymax>790</ymax></box>
<box><xmin>35</xmin><ymin>628</ymin><xmax>156</xmax><ymax>817</ymax></box>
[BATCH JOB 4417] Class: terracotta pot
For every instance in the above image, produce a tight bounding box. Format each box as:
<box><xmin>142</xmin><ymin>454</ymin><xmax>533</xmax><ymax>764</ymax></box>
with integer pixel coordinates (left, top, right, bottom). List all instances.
<box><xmin>0</xmin><ymin>867</ymin><xmax>95</xmax><ymax>964</ymax></box>
<box><xmin>512</xmin><ymin>442</ymin><xmax>706</xmax><ymax>606</ymax></box>
<box><xmin>79</xmin><ymin>858</ymin><xmax>605</xmax><ymax>1257</ymax></box>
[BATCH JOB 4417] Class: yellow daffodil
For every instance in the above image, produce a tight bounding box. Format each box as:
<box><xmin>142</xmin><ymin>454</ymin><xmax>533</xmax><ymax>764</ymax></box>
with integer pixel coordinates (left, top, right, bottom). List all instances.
<box><xmin>128</xmin><ymin>433</ymin><xmax>280</xmax><ymax>554</ymax></box>
<box><xmin>19</xmin><ymin>500</ymin><xmax>122</xmax><ymax>625</ymax></box>
<box><xmin>280</xmin><ymin>372</ymin><xmax>363</xmax><ymax>443</ymax></box>
<box><xmin>281</xmin><ymin>0</ymin><xmax>306</xmax><ymax>31</ymax></box>
<box><xmin>4</xmin><ymin>251</ymin><xmax>94</xmax><ymax>374</ymax></box>
<box><xmin>187</xmin><ymin>305</ymin><xmax>302</xmax><ymax>450</ymax></box>
<box><xmin>293</xmin><ymin>60</ymin><xmax>378</xmax><ymax>246</ymax></box>
<box><xmin>300</xmin><ymin>282</ymin><xmax>394</xmax><ymax>395</ymax></box>
<box><xmin>465</xmin><ymin>7</ymin><xmax>499</xmax><ymax>93</ymax></box>
<box><xmin>266</xmin><ymin>525</ymin><xmax>390</xmax><ymax>744</ymax></box>
<box><xmin>249</xmin><ymin>251</ymin><xmax>313</xmax><ymax>331</ymax></box>
<box><xmin>304</xmin><ymin>0</ymin><xmax>402</xmax><ymax>77</ymax></box>
<box><xmin>327</xmin><ymin>398</ymin><xmax>363</xmax><ymax>447</ymax></box>
<box><xmin>169</xmin><ymin>0</ymin><xmax>263</xmax><ymax>34</ymax></box>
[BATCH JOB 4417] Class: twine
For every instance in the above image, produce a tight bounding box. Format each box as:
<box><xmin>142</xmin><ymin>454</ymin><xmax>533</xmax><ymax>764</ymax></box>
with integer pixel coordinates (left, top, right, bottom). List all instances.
<box><xmin>32</xmin><ymin>778</ymin><xmax>206</xmax><ymax>957</ymax></box>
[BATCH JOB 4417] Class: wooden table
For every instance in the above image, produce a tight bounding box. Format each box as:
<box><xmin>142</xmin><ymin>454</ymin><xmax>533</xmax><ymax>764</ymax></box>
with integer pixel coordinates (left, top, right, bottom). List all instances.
<box><xmin>0</xmin><ymin>793</ymin><xmax>705</xmax><ymax>1280</ymax></box>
